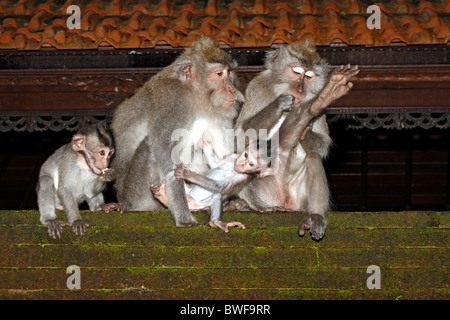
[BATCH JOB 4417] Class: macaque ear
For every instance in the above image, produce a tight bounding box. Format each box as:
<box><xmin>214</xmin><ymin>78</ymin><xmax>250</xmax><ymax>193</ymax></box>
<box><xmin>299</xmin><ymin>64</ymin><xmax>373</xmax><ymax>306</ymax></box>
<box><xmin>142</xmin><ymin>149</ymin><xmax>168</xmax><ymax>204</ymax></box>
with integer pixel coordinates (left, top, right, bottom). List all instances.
<box><xmin>264</xmin><ymin>49</ymin><xmax>280</xmax><ymax>69</ymax></box>
<box><xmin>71</xmin><ymin>134</ymin><xmax>85</xmax><ymax>152</ymax></box>
<box><xmin>176</xmin><ymin>61</ymin><xmax>193</xmax><ymax>82</ymax></box>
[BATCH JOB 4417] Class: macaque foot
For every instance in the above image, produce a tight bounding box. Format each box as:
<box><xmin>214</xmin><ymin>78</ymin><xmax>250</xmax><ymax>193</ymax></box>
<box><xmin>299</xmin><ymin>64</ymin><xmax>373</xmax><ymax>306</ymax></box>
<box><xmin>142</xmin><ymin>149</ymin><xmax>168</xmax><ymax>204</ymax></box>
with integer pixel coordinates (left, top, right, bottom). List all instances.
<box><xmin>150</xmin><ymin>182</ymin><xmax>168</xmax><ymax>207</ymax></box>
<box><xmin>71</xmin><ymin>220</ymin><xmax>89</xmax><ymax>236</ymax></box>
<box><xmin>298</xmin><ymin>213</ymin><xmax>327</xmax><ymax>241</ymax></box>
<box><xmin>46</xmin><ymin>219</ymin><xmax>67</xmax><ymax>239</ymax></box>
<box><xmin>176</xmin><ymin>218</ymin><xmax>201</xmax><ymax>227</ymax></box>
<box><xmin>223</xmin><ymin>199</ymin><xmax>251</xmax><ymax>211</ymax></box>
<box><xmin>310</xmin><ymin>64</ymin><xmax>359</xmax><ymax>115</ymax></box>
<box><xmin>101</xmin><ymin>202</ymin><xmax>124</xmax><ymax>213</ymax></box>
<box><xmin>209</xmin><ymin>219</ymin><xmax>246</xmax><ymax>233</ymax></box>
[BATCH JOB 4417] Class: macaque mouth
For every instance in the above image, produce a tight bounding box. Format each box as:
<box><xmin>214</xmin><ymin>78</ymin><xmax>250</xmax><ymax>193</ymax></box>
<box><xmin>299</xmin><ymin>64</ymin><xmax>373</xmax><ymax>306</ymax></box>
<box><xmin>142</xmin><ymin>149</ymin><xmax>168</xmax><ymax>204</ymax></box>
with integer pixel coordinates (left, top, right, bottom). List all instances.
<box><xmin>234</xmin><ymin>166</ymin><xmax>243</xmax><ymax>173</ymax></box>
<box><xmin>90</xmin><ymin>166</ymin><xmax>104</xmax><ymax>175</ymax></box>
<box><xmin>223</xmin><ymin>98</ymin><xmax>236</xmax><ymax>106</ymax></box>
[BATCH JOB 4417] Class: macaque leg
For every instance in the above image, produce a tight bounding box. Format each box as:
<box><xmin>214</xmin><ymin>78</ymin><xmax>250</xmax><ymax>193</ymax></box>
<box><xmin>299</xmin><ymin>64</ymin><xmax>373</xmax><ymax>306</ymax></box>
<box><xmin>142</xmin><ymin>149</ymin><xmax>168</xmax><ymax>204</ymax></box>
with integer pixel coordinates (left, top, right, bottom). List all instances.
<box><xmin>208</xmin><ymin>194</ymin><xmax>246</xmax><ymax>233</ymax></box>
<box><xmin>310</xmin><ymin>64</ymin><xmax>359</xmax><ymax>115</ymax></box>
<box><xmin>295</xmin><ymin>153</ymin><xmax>329</xmax><ymax>241</ymax></box>
<box><xmin>165</xmin><ymin>176</ymin><xmax>199</xmax><ymax>226</ymax></box>
<box><xmin>150</xmin><ymin>181</ymin><xmax>168</xmax><ymax>207</ymax></box>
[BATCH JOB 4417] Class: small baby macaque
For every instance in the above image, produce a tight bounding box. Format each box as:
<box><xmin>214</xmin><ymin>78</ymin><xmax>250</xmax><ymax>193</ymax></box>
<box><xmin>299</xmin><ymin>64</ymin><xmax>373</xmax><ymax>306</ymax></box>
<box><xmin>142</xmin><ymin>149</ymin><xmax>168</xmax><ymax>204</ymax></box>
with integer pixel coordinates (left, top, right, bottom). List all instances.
<box><xmin>151</xmin><ymin>139</ymin><xmax>274</xmax><ymax>232</ymax></box>
<box><xmin>36</xmin><ymin>124</ymin><xmax>123</xmax><ymax>239</ymax></box>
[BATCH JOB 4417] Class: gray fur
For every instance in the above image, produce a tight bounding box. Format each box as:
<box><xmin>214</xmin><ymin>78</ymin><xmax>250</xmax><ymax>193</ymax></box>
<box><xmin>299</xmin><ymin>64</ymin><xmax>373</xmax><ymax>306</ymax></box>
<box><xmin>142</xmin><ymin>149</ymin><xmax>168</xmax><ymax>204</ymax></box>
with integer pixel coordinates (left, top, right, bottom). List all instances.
<box><xmin>111</xmin><ymin>37</ymin><xmax>243</xmax><ymax>227</ymax></box>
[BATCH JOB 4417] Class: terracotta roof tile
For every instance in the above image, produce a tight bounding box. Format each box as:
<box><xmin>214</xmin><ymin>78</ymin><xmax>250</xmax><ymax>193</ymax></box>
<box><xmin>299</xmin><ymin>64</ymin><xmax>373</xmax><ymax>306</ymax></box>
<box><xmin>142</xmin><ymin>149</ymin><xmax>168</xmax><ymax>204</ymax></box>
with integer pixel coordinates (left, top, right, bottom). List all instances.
<box><xmin>0</xmin><ymin>0</ymin><xmax>448</xmax><ymax>50</ymax></box>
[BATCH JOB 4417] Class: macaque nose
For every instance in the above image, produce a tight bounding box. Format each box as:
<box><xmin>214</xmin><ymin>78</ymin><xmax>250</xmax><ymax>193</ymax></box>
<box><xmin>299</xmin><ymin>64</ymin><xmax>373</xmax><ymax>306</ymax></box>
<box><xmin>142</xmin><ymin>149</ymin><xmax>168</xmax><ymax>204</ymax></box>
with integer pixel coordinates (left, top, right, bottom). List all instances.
<box><xmin>226</xmin><ymin>80</ymin><xmax>236</xmax><ymax>97</ymax></box>
<box><xmin>296</xmin><ymin>78</ymin><xmax>304</xmax><ymax>93</ymax></box>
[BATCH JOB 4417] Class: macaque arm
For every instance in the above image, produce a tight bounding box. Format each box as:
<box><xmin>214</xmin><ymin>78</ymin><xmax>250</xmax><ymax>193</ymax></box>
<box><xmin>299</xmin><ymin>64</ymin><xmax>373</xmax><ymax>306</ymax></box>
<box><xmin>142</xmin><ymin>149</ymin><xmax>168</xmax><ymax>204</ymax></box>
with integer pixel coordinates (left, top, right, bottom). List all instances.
<box><xmin>37</xmin><ymin>175</ymin><xmax>68</xmax><ymax>239</ymax></box>
<box><xmin>58</xmin><ymin>187</ymin><xmax>82</xmax><ymax>224</ymax></box>
<box><xmin>37</xmin><ymin>175</ymin><xmax>58</xmax><ymax>224</ymax></box>
<box><xmin>243</xmin><ymin>94</ymin><xmax>292</xmax><ymax>132</ymax></box>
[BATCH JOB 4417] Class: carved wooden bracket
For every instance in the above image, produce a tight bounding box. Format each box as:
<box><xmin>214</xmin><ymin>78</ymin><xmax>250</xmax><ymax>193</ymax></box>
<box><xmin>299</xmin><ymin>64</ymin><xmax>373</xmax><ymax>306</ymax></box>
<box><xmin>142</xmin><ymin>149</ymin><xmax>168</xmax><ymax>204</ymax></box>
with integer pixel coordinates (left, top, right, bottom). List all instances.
<box><xmin>2</xmin><ymin>111</ymin><xmax>449</xmax><ymax>132</ymax></box>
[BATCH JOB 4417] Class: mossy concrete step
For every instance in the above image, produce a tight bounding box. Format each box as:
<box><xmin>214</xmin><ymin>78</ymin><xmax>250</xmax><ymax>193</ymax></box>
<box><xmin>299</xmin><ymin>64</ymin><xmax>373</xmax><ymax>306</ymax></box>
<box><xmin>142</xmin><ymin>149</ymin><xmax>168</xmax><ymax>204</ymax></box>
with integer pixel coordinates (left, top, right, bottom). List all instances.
<box><xmin>0</xmin><ymin>210</ymin><xmax>448</xmax><ymax>300</ymax></box>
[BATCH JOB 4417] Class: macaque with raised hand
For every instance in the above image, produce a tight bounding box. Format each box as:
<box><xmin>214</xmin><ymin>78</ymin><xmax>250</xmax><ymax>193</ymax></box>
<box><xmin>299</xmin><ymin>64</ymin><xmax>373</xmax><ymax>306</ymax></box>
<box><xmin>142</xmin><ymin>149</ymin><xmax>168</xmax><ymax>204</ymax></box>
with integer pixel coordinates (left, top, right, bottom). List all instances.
<box><xmin>236</xmin><ymin>42</ymin><xmax>359</xmax><ymax>240</ymax></box>
<box><xmin>37</xmin><ymin>124</ymin><xmax>123</xmax><ymax>239</ymax></box>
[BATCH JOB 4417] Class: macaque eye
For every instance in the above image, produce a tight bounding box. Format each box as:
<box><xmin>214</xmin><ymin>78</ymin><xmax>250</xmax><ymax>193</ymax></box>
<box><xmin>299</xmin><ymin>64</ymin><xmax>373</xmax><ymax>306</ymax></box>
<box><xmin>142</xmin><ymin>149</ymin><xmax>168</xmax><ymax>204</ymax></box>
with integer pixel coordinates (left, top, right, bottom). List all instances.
<box><xmin>216</xmin><ymin>69</ymin><xmax>228</xmax><ymax>77</ymax></box>
<box><xmin>249</xmin><ymin>162</ymin><xmax>254</xmax><ymax>167</ymax></box>
<box><xmin>292</xmin><ymin>67</ymin><xmax>305</xmax><ymax>74</ymax></box>
<box><xmin>99</xmin><ymin>150</ymin><xmax>105</xmax><ymax>156</ymax></box>
<box><xmin>244</xmin><ymin>153</ymin><xmax>248</xmax><ymax>159</ymax></box>
<box><xmin>305</xmin><ymin>70</ymin><xmax>315</xmax><ymax>78</ymax></box>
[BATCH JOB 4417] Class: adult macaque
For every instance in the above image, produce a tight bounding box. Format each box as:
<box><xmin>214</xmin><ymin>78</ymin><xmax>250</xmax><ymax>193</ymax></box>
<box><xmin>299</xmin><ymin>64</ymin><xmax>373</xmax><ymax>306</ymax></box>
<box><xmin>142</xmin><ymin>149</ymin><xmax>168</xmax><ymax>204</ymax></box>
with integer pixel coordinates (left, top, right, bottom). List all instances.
<box><xmin>111</xmin><ymin>37</ymin><xmax>244</xmax><ymax>227</ymax></box>
<box><xmin>37</xmin><ymin>124</ymin><xmax>123</xmax><ymax>239</ymax></box>
<box><xmin>236</xmin><ymin>42</ymin><xmax>359</xmax><ymax>240</ymax></box>
<box><xmin>150</xmin><ymin>95</ymin><xmax>291</xmax><ymax>232</ymax></box>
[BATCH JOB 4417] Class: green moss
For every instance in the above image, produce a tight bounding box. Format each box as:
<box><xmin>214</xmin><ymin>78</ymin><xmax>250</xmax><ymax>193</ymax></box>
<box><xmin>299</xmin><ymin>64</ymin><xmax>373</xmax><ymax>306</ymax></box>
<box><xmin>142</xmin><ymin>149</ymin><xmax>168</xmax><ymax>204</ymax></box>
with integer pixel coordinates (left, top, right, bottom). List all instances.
<box><xmin>0</xmin><ymin>210</ymin><xmax>448</xmax><ymax>300</ymax></box>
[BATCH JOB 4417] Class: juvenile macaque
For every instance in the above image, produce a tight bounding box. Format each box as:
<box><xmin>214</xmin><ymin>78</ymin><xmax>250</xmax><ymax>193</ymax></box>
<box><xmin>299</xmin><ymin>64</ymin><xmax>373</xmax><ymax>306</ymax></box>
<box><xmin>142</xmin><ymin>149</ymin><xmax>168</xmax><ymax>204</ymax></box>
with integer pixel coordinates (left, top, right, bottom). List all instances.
<box><xmin>37</xmin><ymin>124</ymin><xmax>123</xmax><ymax>239</ymax></box>
<box><xmin>236</xmin><ymin>42</ymin><xmax>359</xmax><ymax>240</ymax></box>
<box><xmin>111</xmin><ymin>37</ymin><xmax>244</xmax><ymax>228</ymax></box>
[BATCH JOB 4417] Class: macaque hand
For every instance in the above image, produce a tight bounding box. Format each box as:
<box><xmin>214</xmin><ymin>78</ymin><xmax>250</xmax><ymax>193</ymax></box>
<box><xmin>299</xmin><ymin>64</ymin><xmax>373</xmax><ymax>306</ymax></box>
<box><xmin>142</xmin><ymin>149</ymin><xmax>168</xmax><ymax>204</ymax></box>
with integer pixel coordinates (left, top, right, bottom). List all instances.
<box><xmin>71</xmin><ymin>220</ymin><xmax>89</xmax><ymax>236</ymax></box>
<box><xmin>99</xmin><ymin>168</ymin><xmax>115</xmax><ymax>182</ymax></box>
<box><xmin>310</xmin><ymin>64</ymin><xmax>359</xmax><ymax>115</ymax></box>
<box><xmin>298</xmin><ymin>213</ymin><xmax>327</xmax><ymax>241</ymax></box>
<box><xmin>150</xmin><ymin>184</ymin><xmax>161</xmax><ymax>197</ymax></box>
<box><xmin>101</xmin><ymin>202</ymin><xmax>124</xmax><ymax>213</ymax></box>
<box><xmin>174</xmin><ymin>166</ymin><xmax>191</xmax><ymax>180</ymax></box>
<box><xmin>279</xmin><ymin>94</ymin><xmax>294</xmax><ymax>112</ymax></box>
<box><xmin>209</xmin><ymin>219</ymin><xmax>246</xmax><ymax>233</ymax></box>
<box><xmin>47</xmin><ymin>219</ymin><xmax>67</xmax><ymax>239</ymax></box>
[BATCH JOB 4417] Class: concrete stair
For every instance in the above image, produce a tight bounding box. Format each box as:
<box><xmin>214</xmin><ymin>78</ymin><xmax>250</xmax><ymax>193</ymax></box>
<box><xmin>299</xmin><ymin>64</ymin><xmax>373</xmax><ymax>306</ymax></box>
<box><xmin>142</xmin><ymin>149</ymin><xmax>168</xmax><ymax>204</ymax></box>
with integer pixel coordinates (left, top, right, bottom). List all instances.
<box><xmin>0</xmin><ymin>210</ymin><xmax>448</xmax><ymax>299</ymax></box>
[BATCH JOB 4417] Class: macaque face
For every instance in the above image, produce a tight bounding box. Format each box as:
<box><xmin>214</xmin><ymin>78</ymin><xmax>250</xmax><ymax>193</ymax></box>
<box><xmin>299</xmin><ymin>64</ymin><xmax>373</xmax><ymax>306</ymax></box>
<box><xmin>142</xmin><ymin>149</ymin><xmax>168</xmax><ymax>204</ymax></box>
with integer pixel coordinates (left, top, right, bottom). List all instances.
<box><xmin>91</xmin><ymin>145</ymin><xmax>114</xmax><ymax>172</ymax></box>
<box><xmin>234</xmin><ymin>142</ymin><xmax>271</xmax><ymax>175</ymax></box>
<box><xmin>287</xmin><ymin>62</ymin><xmax>316</xmax><ymax>104</ymax></box>
<box><xmin>208</xmin><ymin>66</ymin><xmax>237</xmax><ymax>108</ymax></box>
<box><xmin>72</xmin><ymin>134</ymin><xmax>114</xmax><ymax>175</ymax></box>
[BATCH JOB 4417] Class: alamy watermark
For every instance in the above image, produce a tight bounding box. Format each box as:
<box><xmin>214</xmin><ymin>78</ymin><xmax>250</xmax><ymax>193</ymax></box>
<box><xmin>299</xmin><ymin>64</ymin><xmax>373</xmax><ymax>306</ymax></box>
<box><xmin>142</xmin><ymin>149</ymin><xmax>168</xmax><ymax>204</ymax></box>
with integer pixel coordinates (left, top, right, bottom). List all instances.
<box><xmin>366</xmin><ymin>265</ymin><xmax>381</xmax><ymax>289</ymax></box>
<box><xmin>66</xmin><ymin>265</ymin><xmax>81</xmax><ymax>289</ymax></box>
<box><xmin>66</xmin><ymin>5</ymin><xmax>81</xmax><ymax>30</ymax></box>
<box><xmin>65</xmin><ymin>4</ymin><xmax>382</xmax><ymax>31</ymax></box>
<box><xmin>366</xmin><ymin>5</ymin><xmax>381</xmax><ymax>30</ymax></box>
